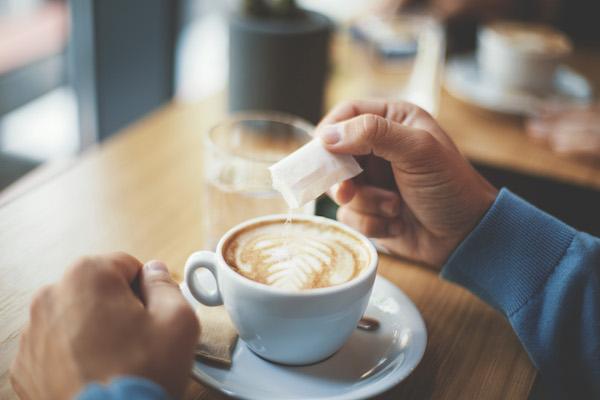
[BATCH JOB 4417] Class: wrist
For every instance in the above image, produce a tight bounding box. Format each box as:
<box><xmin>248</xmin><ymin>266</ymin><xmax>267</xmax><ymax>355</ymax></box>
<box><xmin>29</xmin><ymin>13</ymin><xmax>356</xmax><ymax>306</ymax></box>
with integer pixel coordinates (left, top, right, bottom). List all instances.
<box><xmin>440</xmin><ymin>180</ymin><xmax>499</xmax><ymax>268</ymax></box>
<box><xmin>464</xmin><ymin>178</ymin><xmax>498</xmax><ymax>240</ymax></box>
<box><xmin>441</xmin><ymin>188</ymin><xmax>577</xmax><ymax>315</ymax></box>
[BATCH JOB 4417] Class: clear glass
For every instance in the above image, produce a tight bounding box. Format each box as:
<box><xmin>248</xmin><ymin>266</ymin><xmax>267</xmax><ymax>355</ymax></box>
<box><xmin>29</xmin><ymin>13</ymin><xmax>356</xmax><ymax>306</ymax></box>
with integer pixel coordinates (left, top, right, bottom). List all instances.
<box><xmin>202</xmin><ymin>112</ymin><xmax>315</xmax><ymax>250</ymax></box>
<box><xmin>350</xmin><ymin>14</ymin><xmax>446</xmax><ymax>116</ymax></box>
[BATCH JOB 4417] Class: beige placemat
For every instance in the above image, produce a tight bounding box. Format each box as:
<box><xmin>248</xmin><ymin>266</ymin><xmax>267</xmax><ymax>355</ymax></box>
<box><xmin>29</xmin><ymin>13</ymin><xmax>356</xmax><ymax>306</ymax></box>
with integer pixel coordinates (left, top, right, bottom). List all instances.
<box><xmin>196</xmin><ymin>304</ymin><xmax>238</xmax><ymax>367</ymax></box>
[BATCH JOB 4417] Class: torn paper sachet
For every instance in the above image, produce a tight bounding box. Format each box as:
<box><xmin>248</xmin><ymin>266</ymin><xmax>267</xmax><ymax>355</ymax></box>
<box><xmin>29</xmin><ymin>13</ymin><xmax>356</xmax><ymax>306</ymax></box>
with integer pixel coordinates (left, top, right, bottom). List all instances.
<box><xmin>269</xmin><ymin>139</ymin><xmax>363</xmax><ymax>209</ymax></box>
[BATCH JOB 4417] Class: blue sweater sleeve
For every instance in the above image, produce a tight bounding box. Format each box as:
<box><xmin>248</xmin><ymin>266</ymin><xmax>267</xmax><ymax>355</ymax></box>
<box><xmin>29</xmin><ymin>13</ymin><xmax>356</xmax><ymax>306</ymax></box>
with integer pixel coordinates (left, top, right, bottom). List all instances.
<box><xmin>76</xmin><ymin>377</ymin><xmax>170</xmax><ymax>400</ymax></box>
<box><xmin>442</xmin><ymin>188</ymin><xmax>600</xmax><ymax>399</ymax></box>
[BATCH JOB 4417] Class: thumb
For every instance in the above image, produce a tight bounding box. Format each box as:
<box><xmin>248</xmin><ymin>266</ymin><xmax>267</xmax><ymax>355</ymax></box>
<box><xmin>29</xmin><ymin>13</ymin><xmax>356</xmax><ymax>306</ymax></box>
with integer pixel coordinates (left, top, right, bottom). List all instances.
<box><xmin>140</xmin><ymin>260</ymin><xmax>192</xmax><ymax>323</ymax></box>
<box><xmin>316</xmin><ymin>114</ymin><xmax>442</xmax><ymax>168</ymax></box>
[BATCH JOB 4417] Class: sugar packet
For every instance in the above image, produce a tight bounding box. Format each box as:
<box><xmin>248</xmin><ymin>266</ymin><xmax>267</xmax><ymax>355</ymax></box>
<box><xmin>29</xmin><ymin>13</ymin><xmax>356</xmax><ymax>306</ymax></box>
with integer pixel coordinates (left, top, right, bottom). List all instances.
<box><xmin>269</xmin><ymin>138</ymin><xmax>363</xmax><ymax>209</ymax></box>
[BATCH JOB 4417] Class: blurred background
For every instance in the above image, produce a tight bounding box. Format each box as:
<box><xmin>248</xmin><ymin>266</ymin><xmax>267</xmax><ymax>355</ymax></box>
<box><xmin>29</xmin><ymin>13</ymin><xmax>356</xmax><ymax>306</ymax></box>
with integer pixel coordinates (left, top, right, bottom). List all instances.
<box><xmin>0</xmin><ymin>0</ymin><xmax>598</xmax><ymax>234</ymax></box>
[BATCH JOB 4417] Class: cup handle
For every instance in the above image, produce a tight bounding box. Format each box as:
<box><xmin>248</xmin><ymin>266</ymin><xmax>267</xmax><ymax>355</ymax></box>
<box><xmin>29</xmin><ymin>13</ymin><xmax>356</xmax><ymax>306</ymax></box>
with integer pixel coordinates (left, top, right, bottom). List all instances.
<box><xmin>184</xmin><ymin>251</ymin><xmax>223</xmax><ymax>306</ymax></box>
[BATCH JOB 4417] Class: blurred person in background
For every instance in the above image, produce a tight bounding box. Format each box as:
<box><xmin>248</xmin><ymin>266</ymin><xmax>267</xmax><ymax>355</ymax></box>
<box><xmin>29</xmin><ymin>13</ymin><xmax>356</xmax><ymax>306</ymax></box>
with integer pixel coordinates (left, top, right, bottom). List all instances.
<box><xmin>526</xmin><ymin>103</ymin><xmax>600</xmax><ymax>159</ymax></box>
<box><xmin>379</xmin><ymin>0</ymin><xmax>600</xmax><ymax>159</ymax></box>
<box><xmin>378</xmin><ymin>0</ymin><xmax>599</xmax><ymax>45</ymax></box>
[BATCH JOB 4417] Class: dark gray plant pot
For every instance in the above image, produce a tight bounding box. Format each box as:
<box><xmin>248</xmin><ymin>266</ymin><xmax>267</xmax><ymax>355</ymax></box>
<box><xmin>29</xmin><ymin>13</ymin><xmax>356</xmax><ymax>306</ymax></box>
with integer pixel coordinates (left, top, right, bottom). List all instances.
<box><xmin>228</xmin><ymin>10</ymin><xmax>332</xmax><ymax>124</ymax></box>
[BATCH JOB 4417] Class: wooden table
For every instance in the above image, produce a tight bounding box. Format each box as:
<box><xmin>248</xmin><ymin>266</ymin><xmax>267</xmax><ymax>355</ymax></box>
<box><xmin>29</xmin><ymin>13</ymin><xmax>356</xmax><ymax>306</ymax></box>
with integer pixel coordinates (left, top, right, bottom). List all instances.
<box><xmin>437</xmin><ymin>89</ymin><xmax>600</xmax><ymax>190</ymax></box>
<box><xmin>0</xmin><ymin>91</ymin><xmax>537</xmax><ymax>399</ymax></box>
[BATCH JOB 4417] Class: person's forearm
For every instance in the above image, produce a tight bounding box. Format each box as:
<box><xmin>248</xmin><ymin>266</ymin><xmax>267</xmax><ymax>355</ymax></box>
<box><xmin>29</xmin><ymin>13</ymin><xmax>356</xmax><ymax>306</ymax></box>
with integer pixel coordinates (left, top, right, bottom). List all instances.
<box><xmin>442</xmin><ymin>188</ymin><xmax>600</xmax><ymax>398</ymax></box>
<box><xmin>77</xmin><ymin>377</ymin><xmax>170</xmax><ymax>400</ymax></box>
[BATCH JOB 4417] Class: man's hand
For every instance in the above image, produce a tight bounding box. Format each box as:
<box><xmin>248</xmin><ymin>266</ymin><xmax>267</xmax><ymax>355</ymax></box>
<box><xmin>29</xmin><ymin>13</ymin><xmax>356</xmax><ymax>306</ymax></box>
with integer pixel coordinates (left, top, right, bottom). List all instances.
<box><xmin>527</xmin><ymin>103</ymin><xmax>600</xmax><ymax>159</ymax></box>
<box><xmin>317</xmin><ymin>99</ymin><xmax>498</xmax><ymax>268</ymax></box>
<box><xmin>10</xmin><ymin>253</ymin><xmax>199</xmax><ymax>400</ymax></box>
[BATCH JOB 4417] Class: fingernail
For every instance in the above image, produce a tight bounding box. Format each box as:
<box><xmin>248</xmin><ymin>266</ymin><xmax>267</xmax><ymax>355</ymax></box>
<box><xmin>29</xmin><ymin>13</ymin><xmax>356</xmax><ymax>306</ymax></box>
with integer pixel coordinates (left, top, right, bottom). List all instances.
<box><xmin>318</xmin><ymin>124</ymin><xmax>341</xmax><ymax>145</ymax></box>
<box><xmin>144</xmin><ymin>260</ymin><xmax>168</xmax><ymax>274</ymax></box>
<box><xmin>380</xmin><ymin>200</ymin><xmax>399</xmax><ymax>217</ymax></box>
<box><xmin>389</xmin><ymin>221</ymin><xmax>403</xmax><ymax>236</ymax></box>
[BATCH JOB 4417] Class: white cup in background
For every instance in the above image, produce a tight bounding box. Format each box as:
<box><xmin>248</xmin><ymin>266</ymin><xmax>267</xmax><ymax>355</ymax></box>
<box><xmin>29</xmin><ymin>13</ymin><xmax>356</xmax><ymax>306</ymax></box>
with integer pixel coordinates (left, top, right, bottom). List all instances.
<box><xmin>183</xmin><ymin>214</ymin><xmax>378</xmax><ymax>365</ymax></box>
<box><xmin>477</xmin><ymin>21</ymin><xmax>572</xmax><ymax>93</ymax></box>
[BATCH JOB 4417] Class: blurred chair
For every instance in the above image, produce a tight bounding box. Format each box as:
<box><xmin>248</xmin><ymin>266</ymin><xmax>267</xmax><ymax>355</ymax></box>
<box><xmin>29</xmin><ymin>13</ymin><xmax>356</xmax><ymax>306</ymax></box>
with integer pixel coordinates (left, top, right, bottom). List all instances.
<box><xmin>69</xmin><ymin>0</ymin><xmax>180</xmax><ymax>146</ymax></box>
<box><xmin>0</xmin><ymin>1</ymin><xmax>68</xmax><ymax>191</ymax></box>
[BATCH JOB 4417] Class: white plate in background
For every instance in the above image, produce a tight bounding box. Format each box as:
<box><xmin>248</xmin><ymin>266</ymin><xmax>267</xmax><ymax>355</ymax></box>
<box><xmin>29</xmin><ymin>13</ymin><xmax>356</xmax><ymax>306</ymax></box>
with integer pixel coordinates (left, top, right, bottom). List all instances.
<box><xmin>445</xmin><ymin>54</ymin><xmax>594</xmax><ymax>116</ymax></box>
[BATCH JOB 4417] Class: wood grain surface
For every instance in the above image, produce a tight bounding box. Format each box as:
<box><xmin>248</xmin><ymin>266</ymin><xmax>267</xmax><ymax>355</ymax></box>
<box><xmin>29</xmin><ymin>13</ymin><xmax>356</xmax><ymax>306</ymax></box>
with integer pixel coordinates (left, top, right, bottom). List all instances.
<box><xmin>438</xmin><ymin>92</ymin><xmax>600</xmax><ymax>190</ymax></box>
<box><xmin>0</xmin><ymin>93</ymin><xmax>536</xmax><ymax>399</ymax></box>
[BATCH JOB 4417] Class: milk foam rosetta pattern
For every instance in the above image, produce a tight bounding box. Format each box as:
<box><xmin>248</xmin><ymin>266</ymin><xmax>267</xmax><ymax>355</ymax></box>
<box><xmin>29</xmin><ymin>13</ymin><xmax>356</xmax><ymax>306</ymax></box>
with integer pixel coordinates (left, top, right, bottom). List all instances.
<box><xmin>225</xmin><ymin>221</ymin><xmax>369</xmax><ymax>291</ymax></box>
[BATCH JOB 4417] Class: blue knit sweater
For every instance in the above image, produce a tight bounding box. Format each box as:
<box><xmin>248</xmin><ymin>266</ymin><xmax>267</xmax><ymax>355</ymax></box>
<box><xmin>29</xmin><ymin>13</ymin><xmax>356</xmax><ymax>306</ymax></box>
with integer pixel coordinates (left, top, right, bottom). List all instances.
<box><xmin>77</xmin><ymin>189</ymin><xmax>600</xmax><ymax>399</ymax></box>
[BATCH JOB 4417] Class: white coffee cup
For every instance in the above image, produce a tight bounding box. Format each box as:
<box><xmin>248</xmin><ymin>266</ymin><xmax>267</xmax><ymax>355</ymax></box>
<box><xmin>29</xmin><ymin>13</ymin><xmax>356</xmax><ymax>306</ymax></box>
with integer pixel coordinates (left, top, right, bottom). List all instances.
<box><xmin>477</xmin><ymin>21</ymin><xmax>571</xmax><ymax>93</ymax></box>
<box><xmin>183</xmin><ymin>214</ymin><xmax>378</xmax><ymax>365</ymax></box>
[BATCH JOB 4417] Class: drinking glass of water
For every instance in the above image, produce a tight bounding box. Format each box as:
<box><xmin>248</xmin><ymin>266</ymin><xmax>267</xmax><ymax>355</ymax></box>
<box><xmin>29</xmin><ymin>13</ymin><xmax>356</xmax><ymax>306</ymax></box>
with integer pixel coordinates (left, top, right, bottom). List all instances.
<box><xmin>202</xmin><ymin>112</ymin><xmax>315</xmax><ymax>249</ymax></box>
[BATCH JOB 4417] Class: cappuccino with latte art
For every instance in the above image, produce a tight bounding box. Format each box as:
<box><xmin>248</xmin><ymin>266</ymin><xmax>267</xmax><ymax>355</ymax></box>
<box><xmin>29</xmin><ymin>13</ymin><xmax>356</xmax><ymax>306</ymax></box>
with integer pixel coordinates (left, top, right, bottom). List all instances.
<box><xmin>184</xmin><ymin>214</ymin><xmax>378</xmax><ymax>364</ymax></box>
<box><xmin>223</xmin><ymin>219</ymin><xmax>371</xmax><ymax>291</ymax></box>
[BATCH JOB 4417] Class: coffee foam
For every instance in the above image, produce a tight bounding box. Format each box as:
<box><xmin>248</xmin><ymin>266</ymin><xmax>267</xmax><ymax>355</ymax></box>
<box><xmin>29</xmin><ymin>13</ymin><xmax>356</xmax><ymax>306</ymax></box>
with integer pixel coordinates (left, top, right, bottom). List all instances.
<box><xmin>223</xmin><ymin>220</ymin><xmax>370</xmax><ymax>291</ymax></box>
<box><xmin>487</xmin><ymin>22</ymin><xmax>571</xmax><ymax>55</ymax></box>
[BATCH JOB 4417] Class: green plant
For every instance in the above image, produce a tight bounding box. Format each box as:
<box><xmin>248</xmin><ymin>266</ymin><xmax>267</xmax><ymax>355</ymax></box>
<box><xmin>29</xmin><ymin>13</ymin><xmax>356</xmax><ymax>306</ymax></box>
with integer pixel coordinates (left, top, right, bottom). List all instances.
<box><xmin>243</xmin><ymin>0</ymin><xmax>299</xmax><ymax>18</ymax></box>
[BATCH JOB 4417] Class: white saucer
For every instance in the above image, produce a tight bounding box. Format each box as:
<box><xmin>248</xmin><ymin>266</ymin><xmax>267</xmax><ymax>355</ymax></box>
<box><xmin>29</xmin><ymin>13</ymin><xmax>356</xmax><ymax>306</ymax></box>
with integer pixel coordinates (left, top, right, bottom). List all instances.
<box><xmin>445</xmin><ymin>54</ymin><xmax>594</xmax><ymax>116</ymax></box>
<box><xmin>188</xmin><ymin>276</ymin><xmax>427</xmax><ymax>400</ymax></box>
